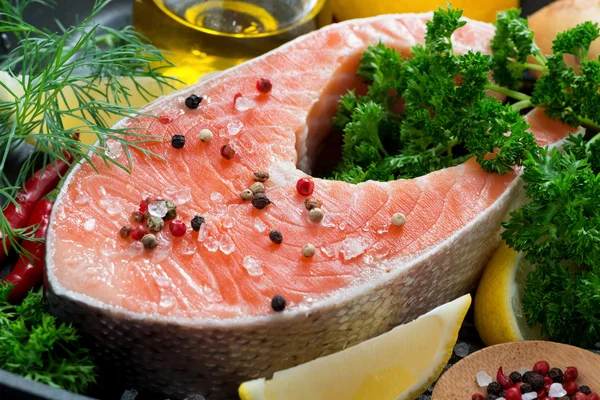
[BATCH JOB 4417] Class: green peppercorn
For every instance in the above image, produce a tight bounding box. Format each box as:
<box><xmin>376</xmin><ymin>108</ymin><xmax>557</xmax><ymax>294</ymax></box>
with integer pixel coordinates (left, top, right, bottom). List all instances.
<box><xmin>142</xmin><ymin>234</ymin><xmax>158</xmax><ymax>249</ymax></box>
<box><xmin>164</xmin><ymin>200</ymin><xmax>177</xmax><ymax>220</ymax></box>
<box><xmin>191</xmin><ymin>215</ymin><xmax>205</xmax><ymax>231</ymax></box>
<box><xmin>241</xmin><ymin>189</ymin><xmax>253</xmax><ymax>201</ymax></box>
<box><xmin>250</xmin><ymin>182</ymin><xmax>265</xmax><ymax>194</ymax></box>
<box><xmin>308</xmin><ymin>207</ymin><xmax>324</xmax><ymax>223</ymax></box>
<box><xmin>146</xmin><ymin>216</ymin><xmax>164</xmax><ymax>233</ymax></box>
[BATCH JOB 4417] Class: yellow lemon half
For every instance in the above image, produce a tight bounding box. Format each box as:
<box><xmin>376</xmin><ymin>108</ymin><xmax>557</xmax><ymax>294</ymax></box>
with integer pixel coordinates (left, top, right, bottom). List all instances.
<box><xmin>239</xmin><ymin>295</ymin><xmax>471</xmax><ymax>400</ymax></box>
<box><xmin>475</xmin><ymin>242</ymin><xmax>545</xmax><ymax>346</ymax></box>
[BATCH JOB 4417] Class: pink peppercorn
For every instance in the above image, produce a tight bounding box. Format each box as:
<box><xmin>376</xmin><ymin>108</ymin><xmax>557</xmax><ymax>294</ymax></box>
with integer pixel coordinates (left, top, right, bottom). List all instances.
<box><xmin>564</xmin><ymin>366</ymin><xmax>578</xmax><ymax>381</ymax></box>
<box><xmin>169</xmin><ymin>220</ymin><xmax>187</xmax><ymax>237</ymax></box>
<box><xmin>472</xmin><ymin>394</ymin><xmax>484</xmax><ymax>400</ymax></box>
<box><xmin>256</xmin><ymin>78</ymin><xmax>272</xmax><ymax>93</ymax></box>
<box><xmin>564</xmin><ymin>381</ymin><xmax>578</xmax><ymax>396</ymax></box>
<box><xmin>534</xmin><ymin>361</ymin><xmax>550</xmax><ymax>376</ymax></box>
<box><xmin>506</xmin><ymin>387</ymin><xmax>522</xmax><ymax>400</ymax></box>
<box><xmin>130</xmin><ymin>225</ymin><xmax>148</xmax><ymax>241</ymax></box>
<box><xmin>296</xmin><ymin>177</ymin><xmax>314</xmax><ymax>196</ymax></box>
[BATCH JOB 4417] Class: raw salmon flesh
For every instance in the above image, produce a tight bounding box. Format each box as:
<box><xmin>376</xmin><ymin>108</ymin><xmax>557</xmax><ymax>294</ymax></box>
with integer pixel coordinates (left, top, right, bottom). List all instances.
<box><xmin>45</xmin><ymin>13</ymin><xmax>577</xmax><ymax>399</ymax></box>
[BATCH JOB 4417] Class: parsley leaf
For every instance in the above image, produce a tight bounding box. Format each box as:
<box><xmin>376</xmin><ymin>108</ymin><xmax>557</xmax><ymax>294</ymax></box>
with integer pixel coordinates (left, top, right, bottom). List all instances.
<box><xmin>491</xmin><ymin>9</ymin><xmax>540</xmax><ymax>89</ymax></box>
<box><xmin>0</xmin><ymin>283</ymin><xmax>97</xmax><ymax>393</ymax></box>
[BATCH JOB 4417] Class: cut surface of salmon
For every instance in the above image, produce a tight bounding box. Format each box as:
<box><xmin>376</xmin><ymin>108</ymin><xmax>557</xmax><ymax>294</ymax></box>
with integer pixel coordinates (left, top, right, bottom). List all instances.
<box><xmin>46</xmin><ymin>13</ymin><xmax>577</xmax><ymax>399</ymax></box>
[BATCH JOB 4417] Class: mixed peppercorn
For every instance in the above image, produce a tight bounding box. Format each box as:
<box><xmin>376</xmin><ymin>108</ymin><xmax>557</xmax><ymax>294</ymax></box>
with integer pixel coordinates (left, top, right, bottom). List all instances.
<box><xmin>474</xmin><ymin>362</ymin><xmax>594</xmax><ymax>400</ymax></box>
<box><xmin>116</xmin><ymin>78</ymin><xmax>410</xmax><ymax>312</ymax></box>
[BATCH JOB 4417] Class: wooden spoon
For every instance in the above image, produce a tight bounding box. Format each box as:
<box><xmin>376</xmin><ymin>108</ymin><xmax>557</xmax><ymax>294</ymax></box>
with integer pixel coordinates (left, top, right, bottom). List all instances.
<box><xmin>433</xmin><ymin>341</ymin><xmax>600</xmax><ymax>399</ymax></box>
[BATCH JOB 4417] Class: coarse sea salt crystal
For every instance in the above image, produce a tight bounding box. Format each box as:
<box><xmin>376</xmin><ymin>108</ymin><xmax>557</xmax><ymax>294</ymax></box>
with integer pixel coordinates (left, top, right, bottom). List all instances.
<box><xmin>106</xmin><ymin>139</ymin><xmax>123</xmax><ymax>159</ymax></box>
<box><xmin>75</xmin><ymin>194</ymin><xmax>91</xmax><ymax>205</ymax></box>
<box><xmin>83</xmin><ymin>219</ymin><xmax>96</xmax><ymax>231</ymax></box>
<box><xmin>476</xmin><ymin>370</ymin><xmax>493</xmax><ymax>387</ymax></box>
<box><xmin>548</xmin><ymin>383</ymin><xmax>567</xmax><ymax>398</ymax></box>
<box><xmin>339</xmin><ymin>237</ymin><xmax>367</xmax><ymax>261</ymax></box>
<box><xmin>227</xmin><ymin>120</ymin><xmax>243</xmax><ymax>136</ymax></box>
<box><xmin>522</xmin><ymin>393</ymin><xmax>537</xmax><ymax>400</ymax></box>
<box><xmin>148</xmin><ymin>201</ymin><xmax>168</xmax><ymax>218</ymax></box>
<box><xmin>222</xmin><ymin>214</ymin><xmax>234</xmax><ymax>229</ymax></box>
<box><xmin>219</xmin><ymin>233</ymin><xmax>235</xmax><ymax>255</ymax></box>
<box><xmin>235</xmin><ymin>97</ymin><xmax>256</xmax><ymax>112</ymax></box>
<box><xmin>253</xmin><ymin>217</ymin><xmax>267</xmax><ymax>232</ymax></box>
<box><xmin>174</xmin><ymin>187</ymin><xmax>192</xmax><ymax>205</ymax></box>
<box><xmin>242</xmin><ymin>255</ymin><xmax>263</xmax><ymax>276</ymax></box>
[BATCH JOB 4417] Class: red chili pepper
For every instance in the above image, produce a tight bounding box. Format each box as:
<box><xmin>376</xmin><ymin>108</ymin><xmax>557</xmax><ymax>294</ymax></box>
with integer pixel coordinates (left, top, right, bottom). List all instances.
<box><xmin>497</xmin><ymin>366</ymin><xmax>514</xmax><ymax>390</ymax></box>
<box><xmin>0</xmin><ymin>147</ymin><xmax>74</xmax><ymax>263</ymax></box>
<box><xmin>3</xmin><ymin>195</ymin><xmax>54</xmax><ymax>303</ymax></box>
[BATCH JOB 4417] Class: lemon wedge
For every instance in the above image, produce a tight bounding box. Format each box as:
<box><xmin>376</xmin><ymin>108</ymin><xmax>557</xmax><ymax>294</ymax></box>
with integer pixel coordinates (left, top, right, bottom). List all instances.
<box><xmin>474</xmin><ymin>242</ymin><xmax>545</xmax><ymax>346</ymax></box>
<box><xmin>239</xmin><ymin>295</ymin><xmax>471</xmax><ymax>400</ymax></box>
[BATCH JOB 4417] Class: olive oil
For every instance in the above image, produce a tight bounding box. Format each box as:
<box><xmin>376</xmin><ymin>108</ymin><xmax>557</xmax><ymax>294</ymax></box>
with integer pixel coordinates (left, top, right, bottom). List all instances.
<box><xmin>133</xmin><ymin>0</ymin><xmax>332</xmax><ymax>82</ymax></box>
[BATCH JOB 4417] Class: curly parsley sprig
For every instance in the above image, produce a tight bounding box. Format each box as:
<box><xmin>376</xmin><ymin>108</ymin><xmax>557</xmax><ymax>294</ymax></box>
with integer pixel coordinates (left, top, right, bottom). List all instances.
<box><xmin>489</xmin><ymin>10</ymin><xmax>600</xmax><ymax>130</ymax></box>
<box><xmin>329</xmin><ymin>6</ymin><xmax>537</xmax><ymax>183</ymax></box>
<box><xmin>0</xmin><ymin>283</ymin><xmax>97</xmax><ymax>393</ymax></box>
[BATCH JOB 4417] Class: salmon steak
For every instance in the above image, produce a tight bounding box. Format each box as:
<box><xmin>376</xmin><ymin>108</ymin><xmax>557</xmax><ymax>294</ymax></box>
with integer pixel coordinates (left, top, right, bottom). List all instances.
<box><xmin>45</xmin><ymin>13</ymin><xmax>577</xmax><ymax>399</ymax></box>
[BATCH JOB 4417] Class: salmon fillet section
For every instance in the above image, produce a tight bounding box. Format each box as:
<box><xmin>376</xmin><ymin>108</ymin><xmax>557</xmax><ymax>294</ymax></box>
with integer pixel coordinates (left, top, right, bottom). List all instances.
<box><xmin>46</xmin><ymin>13</ymin><xmax>577</xmax><ymax>399</ymax></box>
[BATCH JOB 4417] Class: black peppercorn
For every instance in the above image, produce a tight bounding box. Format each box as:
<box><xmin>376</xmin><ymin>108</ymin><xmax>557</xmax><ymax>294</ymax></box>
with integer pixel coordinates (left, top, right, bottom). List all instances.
<box><xmin>268</xmin><ymin>229</ymin><xmax>282</xmax><ymax>244</ymax></box>
<box><xmin>519</xmin><ymin>383</ymin><xmax>532</xmax><ymax>394</ymax></box>
<box><xmin>580</xmin><ymin>386</ymin><xmax>592</xmax><ymax>395</ymax></box>
<box><xmin>251</xmin><ymin>193</ymin><xmax>271</xmax><ymax>210</ymax></box>
<box><xmin>171</xmin><ymin>134</ymin><xmax>185</xmax><ymax>149</ymax></box>
<box><xmin>487</xmin><ymin>382</ymin><xmax>502</xmax><ymax>396</ymax></box>
<box><xmin>271</xmin><ymin>294</ymin><xmax>286</xmax><ymax>312</ymax></box>
<box><xmin>522</xmin><ymin>371</ymin><xmax>544</xmax><ymax>391</ymax></box>
<box><xmin>509</xmin><ymin>371</ymin><xmax>522</xmax><ymax>383</ymax></box>
<box><xmin>185</xmin><ymin>94</ymin><xmax>202</xmax><ymax>109</ymax></box>
<box><xmin>485</xmin><ymin>395</ymin><xmax>498</xmax><ymax>400</ymax></box>
<box><xmin>548</xmin><ymin>367</ymin><xmax>563</xmax><ymax>383</ymax></box>
<box><xmin>191</xmin><ymin>215</ymin><xmax>205</xmax><ymax>231</ymax></box>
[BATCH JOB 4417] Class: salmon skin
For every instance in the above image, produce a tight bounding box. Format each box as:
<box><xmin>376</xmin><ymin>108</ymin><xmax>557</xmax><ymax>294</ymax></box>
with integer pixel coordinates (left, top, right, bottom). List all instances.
<box><xmin>45</xmin><ymin>13</ymin><xmax>577</xmax><ymax>399</ymax></box>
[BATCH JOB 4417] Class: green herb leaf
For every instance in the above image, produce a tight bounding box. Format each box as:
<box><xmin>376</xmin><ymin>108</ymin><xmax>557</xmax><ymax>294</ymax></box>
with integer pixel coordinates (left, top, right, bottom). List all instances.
<box><xmin>0</xmin><ymin>283</ymin><xmax>97</xmax><ymax>393</ymax></box>
<box><xmin>491</xmin><ymin>8</ymin><xmax>540</xmax><ymax>89</ymax></box>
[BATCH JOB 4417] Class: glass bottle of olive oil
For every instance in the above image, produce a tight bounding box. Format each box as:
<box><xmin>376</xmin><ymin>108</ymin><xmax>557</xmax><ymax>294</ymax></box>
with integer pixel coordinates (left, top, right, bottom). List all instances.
<box><xmin>133</xmin><ymin>0</ymin><xmax>332</xmax><ymax>83</ymax></box>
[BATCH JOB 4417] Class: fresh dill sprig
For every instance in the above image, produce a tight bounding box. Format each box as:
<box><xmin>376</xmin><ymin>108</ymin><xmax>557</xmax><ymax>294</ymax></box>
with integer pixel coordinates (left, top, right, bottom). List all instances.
<box><xmin>0</xmin><ymin>0</ymin><xmax>177</xmax><ymax>254</ymax></box>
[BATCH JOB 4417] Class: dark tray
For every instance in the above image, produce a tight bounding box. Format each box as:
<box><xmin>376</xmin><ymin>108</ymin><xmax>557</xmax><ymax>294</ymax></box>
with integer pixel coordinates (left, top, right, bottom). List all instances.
<box><xmin>0</xmin><ymin>0</ymin><xmax>553</xmax><ymax>399</ymax></box>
